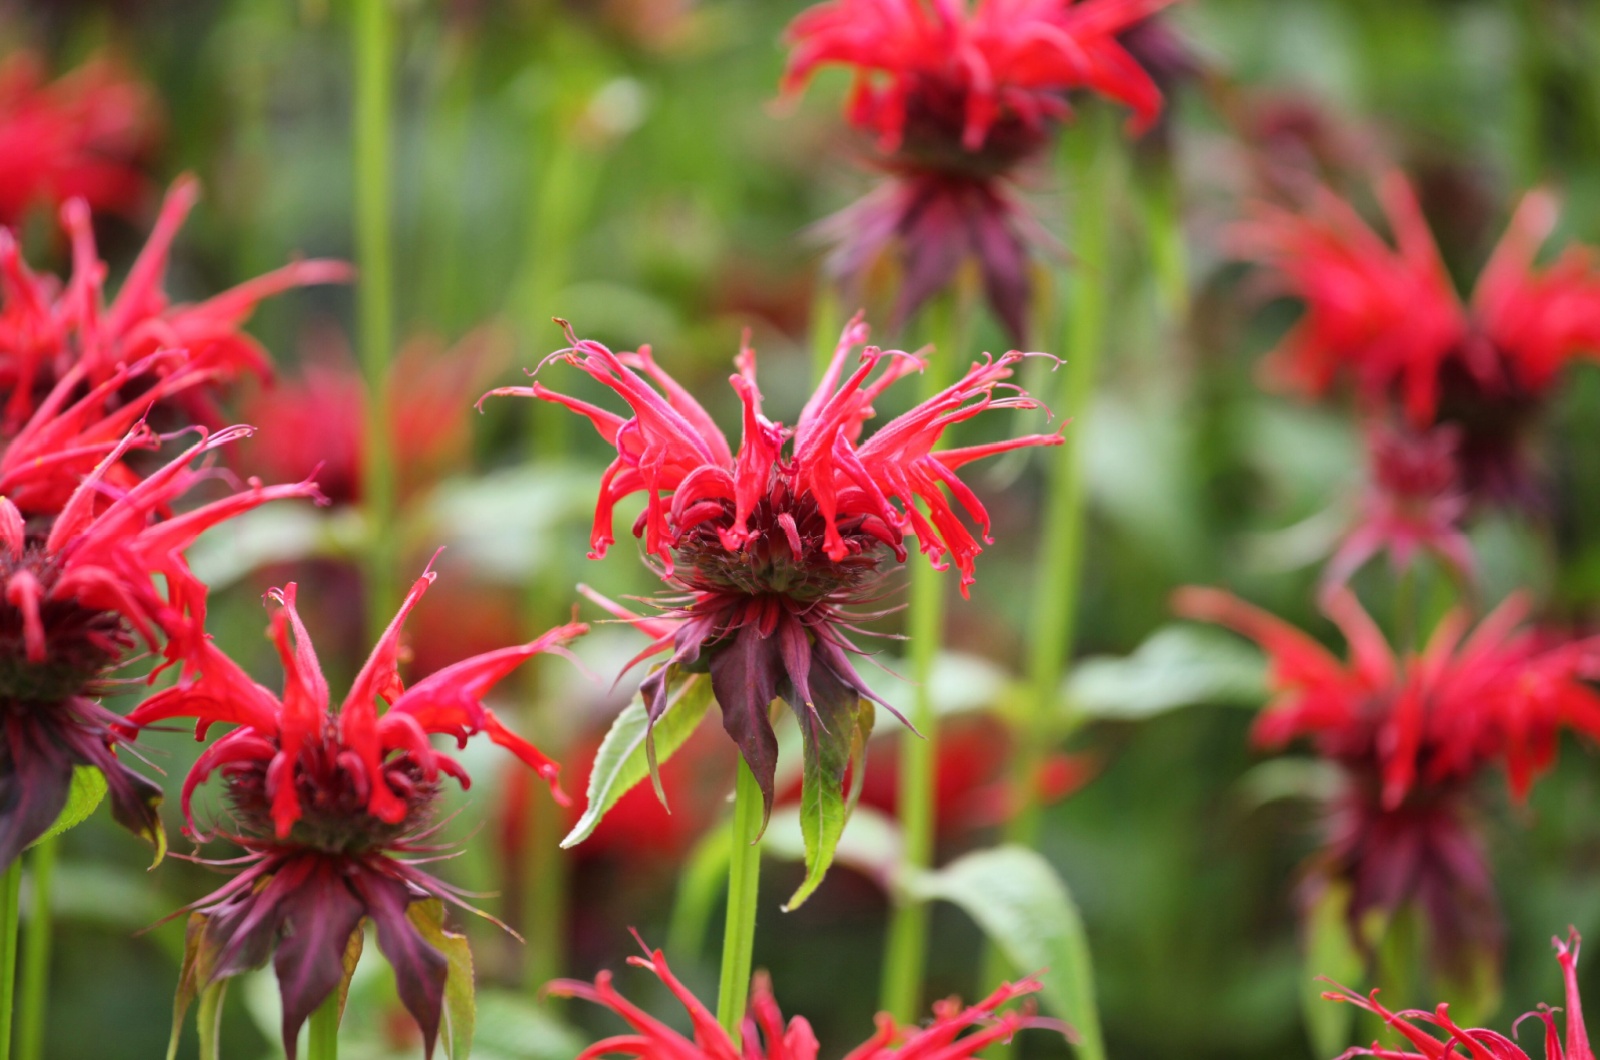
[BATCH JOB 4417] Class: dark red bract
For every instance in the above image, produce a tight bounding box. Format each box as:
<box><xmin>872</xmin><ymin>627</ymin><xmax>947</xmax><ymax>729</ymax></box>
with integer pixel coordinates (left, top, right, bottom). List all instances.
<box><xmin>130</xmin><ymin>566</ymin><xmax>585</xmax><ymax>1058</ymax></box>
<box><xmin>1175</xmin><ymin>586</ymin><xmax>1600</xmax><ymax>979</ymax></box>
<box><xmin>482</xmin><ymin>316</ymin><xmax>1060</xmax><ymax>818</ymax></box>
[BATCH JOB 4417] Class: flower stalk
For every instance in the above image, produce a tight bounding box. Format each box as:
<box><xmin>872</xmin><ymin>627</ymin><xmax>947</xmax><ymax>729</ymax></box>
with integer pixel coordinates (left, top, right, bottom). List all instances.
<box><xmin>15</xmin><ymin>837</ymin><xmax>54</xmax><ymax>1060</ymax></box>
<box><xmin>307</xmin><ymin>990</ymin><xmax>340</xmax><ymax>1060</ymax></box>
<box><xmin>716</xmin><ymin>756</ymin><xmax>766</xmax><ymax>1042</ymax></box>
<box><xmin>353</xmin><ymin>0</ymin><xmax>399</xmax><ymax>632</ymax></box>
<box><xmin>880</xmin><ymin>296</ymin><xmax>964</xmax><ymax>1021</ymax></box>
<box><xmin>0</xmin><ymin>861</ymin><xmax>18</xmax><ymax>1060</ymax></box>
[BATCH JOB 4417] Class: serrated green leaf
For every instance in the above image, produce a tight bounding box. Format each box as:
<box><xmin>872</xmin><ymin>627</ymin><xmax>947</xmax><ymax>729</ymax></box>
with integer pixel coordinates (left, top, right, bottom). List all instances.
<box><xmin>562</xmin><ymin>672</ymin><xmax>713</xmax><ymax>848</ymax></box>
<box><xmin>908</xmin><ymin>845</ymin><xmax>1104</xmax><ymax>1060</ymax></box>
<box><xmin>762</xmin><ymin>804</ymin><xmax>901</xmax><ymax>891</ymax></box>
<box><xmin>410</xmin><ymin>899</ymin><xmax>475</xmax><ymax>1060</ymax></box>
<box><xmin>785</xmin><ymin>694</ymin><xmax>868</xmax><ymax>911</ymax></box>
<box><xmin>33</xmin><ymin>766</ymin><xmax>107</xmax><ymax>849</ymax></box>
<box><xmin>1303</xmin><ymin>881</ymin><xmax>1361</xmax><ymax>1058</ymax></box>
<box><xmin>1067</xmin><ymin>625</ymin><xmax>1267</xmax><ymax>721</ymax></box>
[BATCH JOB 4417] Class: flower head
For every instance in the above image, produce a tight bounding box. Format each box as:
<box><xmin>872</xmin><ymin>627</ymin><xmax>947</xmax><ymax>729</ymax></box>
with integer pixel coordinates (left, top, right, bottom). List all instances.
<box><xmin>1322</xmin><ymin>929</ymin><xmax>1593</xmax><ymax>1060</ymax></box>
<box><xmin>481</xmin><ymin>316</ymin><xmax>1059</xmax><ymax>821</ymax></box>
<box><xmin>0</xmin><ymin>176</ymin><xmax>351</xmax><ymax>433</ymax></box>
<box><xmin>0</xmin><ymin>419</ymin><xmax>321</xmax><ymax>868</ymax></box>
<box><xmin>1236</xmin><ymin>174</ymin><xmax>1600</xmax><ymax>500</ymax></box>
<box><xmin>1323</xmin><ymin>423</ymin><xmax>1474</xmax><ymax>594</ymax></box>
<box><xmin>783</xmin><ymin>0</ymin><xmax>1174</xmax><ymax>164</ymax></box>
<box><xmin>1174</xmin><ymin>587</ymin><xmax>1600</xmax><ymax>977</ymax></box>
<box><xmin>549</xmin><ymin>940</ymin><xmax>1052</xmax><ymax>1059</ymax></box>
<box><xmin>129</xmin><ymin>565</ymin><xmax>585</xmax><ymax>1058</ymax></box>
<box><xmin>0</xmin><ymin>52</ymin><xmax>157</xmax><ymax>226</ymax></box>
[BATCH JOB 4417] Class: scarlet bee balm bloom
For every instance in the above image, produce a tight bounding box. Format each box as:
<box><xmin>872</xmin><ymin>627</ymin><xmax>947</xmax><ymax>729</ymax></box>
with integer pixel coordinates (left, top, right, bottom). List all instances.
<box><xmin>129</xmin><ymin>566</ymin><xmax>585</xmax><ymax>1058</ymax></box>
<box><xmin>1176</xmin><ymin>587</ymin><xmax>1600</xmax><ymax>982</ymax></box>
<box><xmin>482</xmin><ymin>317</ymin><xmax>1059</xmax><ymax>851</ymax></box>
<box><xmin>1322</xmin><ymin>929</ymin><xmax>1592</xmax><ymax>1060</ymax></box>
<box><xmin>550</xmin><ymin>940</ymin><xmax>1054</xmax><ymax>1059</ymax></box>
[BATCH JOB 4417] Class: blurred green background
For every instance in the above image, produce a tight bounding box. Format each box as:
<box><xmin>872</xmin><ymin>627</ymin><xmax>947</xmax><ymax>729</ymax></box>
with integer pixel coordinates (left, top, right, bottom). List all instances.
<box><xmin>7</xmin><ymin>0</ymin><xmax>1600</xmax><ymax>1057</ymax></box>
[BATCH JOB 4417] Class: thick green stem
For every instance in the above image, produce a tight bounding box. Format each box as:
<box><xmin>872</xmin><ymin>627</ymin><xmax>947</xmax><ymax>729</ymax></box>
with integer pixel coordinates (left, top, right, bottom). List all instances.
<box><xmin>879</xmin><ymin>300</ymin><xmax>962</xmax><ymax>1021</ymax></box>
<box><xmin>716</xmin><ymin>757</ymin><xmax>765</xmax><ymax>1043</ymax></box>
<box><xmin>0</xmin><ymin>861</ymin><xmax>21</xmax><ymax>1060</ymax></box>
<box><xmin>307</xmin><ymin>988</ymin><xmax>340</xmax><ymax>1060</ymax></box>
<box><xmin>15</xmin><ymin>838</ymin><xmax>53</xmax><ymax>1060</ymax></box>
<box><xmin>353</xmin><ymin>0</ymin><xmax>398</xmax><ymax>633</ymax></box>
<box><xmin>983</xmin><ymin>111</ymin><xmax>1116</xmax><ymax>1053</ymax></box>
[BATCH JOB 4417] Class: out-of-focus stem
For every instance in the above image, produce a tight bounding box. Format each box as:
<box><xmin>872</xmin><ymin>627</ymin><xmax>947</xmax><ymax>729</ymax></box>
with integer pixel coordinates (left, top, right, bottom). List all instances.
<box><xmin>810</xmin><ymin>281</ymin><xmax>841</xmax><ymax>382</ymax></box>
<box><xmin>0</xmin><ymin>861</ymin><xmax>22</xmax><ymax>1060</ymax></box>
<box><xmin>353</xmin><ymin>0</ymin><xmax>398</xmax><ymax>633</ymax></box>
<box><xmin>307</xmin><ymin>989</ymin><xmax>340</xmax><ymax>1060</ymax></box>
<box><xmin>983</xmin><ymin>110</ymin><xmax>1116</xmax><ymax>1059</ymax></box>
<box><xmin>15</xmin><ymin>838</ymin><xmax>53</xmax><ymax>1060</ymax></box>
<box><xmin>716</xmin><ymin>757</ymin><xmax>765</xmax><ymax>1043</ymax></box>
<box><xmin>879</xmin><ymin>298</ymin><xmax>962</xmax><ymax>1022</ymax></box>
<box><xmin>523</xmin><ymin>786</ymin><xmax>569</xmax><ymax>991</ymax></box>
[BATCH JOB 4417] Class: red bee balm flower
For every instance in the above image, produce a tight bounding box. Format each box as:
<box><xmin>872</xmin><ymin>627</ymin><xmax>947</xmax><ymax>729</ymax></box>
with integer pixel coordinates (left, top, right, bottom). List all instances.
<box><xmin>783</xmin><ymin>0</ymin><xmax>1173</xmax><ymax>342</ymax></box>
<box><xmin>0</xmin><ymin>52</ymin><xmax>158</xmax><ymax>226</ymax></box>
<box><xmin>1174</xmin><ymin>587</ymin><xmax>1600</xmax><ymax>980</ymax></box>
<box><xmin>1237</xmin><ymin>174</ymin><xmax>1600</xmax><ymax>501</ymax></box>
<box><xmin>1322</xmin><ymin>929</ymin><xmax>1592</xmax><ymax>1060</ymax></box>
<box><xmin>481</xmin><ymin>317</ymin><xmax>1060</xmax><ymax>828</ymax></box>
<box><xmin>549</xmin><ymin>942</ymin><xmax>1054</xmax><ymax>1059</ymax></box>
<box><xmin>128</xmin><ymin>567</ymin><xmax>585</xmax><ymax>1057</ymax></box>
<box><xmin>0</xmin><ymin>422</ymin><xmax>321</xmax><ymax>868</ymax></box>
<box><xmin>0</xmin><ymin>176</ymin><xmax>350</xmax><ymax>433</ymax></box>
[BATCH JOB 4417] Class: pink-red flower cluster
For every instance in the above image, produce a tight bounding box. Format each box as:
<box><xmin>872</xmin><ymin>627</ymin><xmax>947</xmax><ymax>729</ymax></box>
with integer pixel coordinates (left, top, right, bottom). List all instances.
<box><xmin>1237</xmin><ymin>173</ymin><xmax>1600</xmax><ymax>500</ymax></box>
<box><xmin>1323</xmin><ymin>929</ymin><xmax>1593</xmax><ymax>1060</ymax></box>
<box><xmin>550</xmin><ymin>941</ymin><xmax>1054</xmax><ymax>1059</ymax></box>
<box><xmin>482</xmin><ymin>316</ymin><xmax>1060</xmax><ymax>817</ymax></box>
<box><xmin>0</xmin><ymin>175</ymin><xmax>350</xmax><ymax>433</ymax></box>
<box><xmin>1175</xmin><ymin>586</ymin><xmax>1600</xmax><ymax>977</ymax></box>
<box><xmin>783</xmin><ymin>0</ymin><xmax>1174</xmax><ymax>341</ymax></box>
<box><xmin>0</xmin><ymin>51</ymin><xmax>158</xmax><ymax>226</ymax></box>
<box><xmin>129</xmin><ymin>565</ymin><xmax>585</xmax><ymax>1057</ymax></box>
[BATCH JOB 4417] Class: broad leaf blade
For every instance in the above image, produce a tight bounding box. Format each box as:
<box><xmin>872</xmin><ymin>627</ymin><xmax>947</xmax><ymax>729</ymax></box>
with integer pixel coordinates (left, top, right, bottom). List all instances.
<box><xmin>909</xmin><ymin>845</ymin><xmax>1105</xmax><ymax>1060</ymax></box>
<box><xmin>762</xmin><ymin>804</ymin><xmax>901</xmax><ymax>892</ymax></box>
<box><xmin>33</xmin><ymin>766</ymin><xmax>107</xmax><ymax>848</ymax></box>
<box><xmin>1303</xmin><ymin>882</ymin><xmax>1360</xmax><ymax>1058</ymax></box>
<box><xmin>409</xmin><ymin>899</ymin><xmax>475</xmax><ymax>1060</ymax></box>
<box><xmin>1067</xmin><ymin>625</ymin><xmax>1266</xmax><ymax>721</ymax></box>
<box><xmin>562</xmin><ymin>673</ymin><xmax>713</xmax><ymax>848</ymax></box>
<box><xmin>784</xmin><ymin>693</ymin><xmax>867</xmax><ymax>910</ymax></box>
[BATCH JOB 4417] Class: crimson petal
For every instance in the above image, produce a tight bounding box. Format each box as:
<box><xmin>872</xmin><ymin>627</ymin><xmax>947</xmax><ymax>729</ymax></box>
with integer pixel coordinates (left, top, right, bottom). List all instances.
<box><xmin>273</xmin><ymin>859</ymin><xmax>366</xmax><ymax>1060</ymax></box>
<box><xmin>355</xmin><ymin>871</ymin><xmax>449</xmax><ymax>1060</ymax></box>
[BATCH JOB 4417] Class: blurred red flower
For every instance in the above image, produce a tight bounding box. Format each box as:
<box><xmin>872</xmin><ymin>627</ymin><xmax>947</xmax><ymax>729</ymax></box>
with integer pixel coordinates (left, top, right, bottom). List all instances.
<box><xmin>1237</xmin><ymin>174</ymin><xmax>1600</xmax><ymax>500</ymax></box>
<box><xmin>0</xmin><ymin>176</ymin><xmax>350</xmax><ymax>433</ymax></box>
<box><xmin>1175</xmin><ymin>586</ymin><xmax>1600</xmax><ymax>979</ymax></box>
<box><xmin>239</xmin><ymin>323</ymin><xmax>509</xmax><ymax>507</ymax></box>
<box><xmin>0</xmin><ymin>421</ymin><xmax>320</xmax><ymax>869</ymax></box>
<box><xmin>549</xmin><ymin>941</ymin><xmax>1055</xmax><ymax>1059</ymax></box>
<box><xmin>130</xmin><ymin>564</ymin><xmax>585</xmax><ymax>1057</ymax></box>
<box><xmin>483</xmin><ymin>315</ymin><xmax>1060</xmax><ymax>819</ymax></box>
<box><xmin>1322</xmin><ymin>929</ymin><xmax>1592</xmax><ymax>1060</ymax></box>
<box><xmin>783</xmin><ymin>0</ymin><xmax>1172</xmax><ymax>342</ymax></box>
<box><xmin>1323</xmin><ymin>423</ymin><xmax>1474</xmax><ymax>594</ymax></box>
<box><xmin>0</xmin><ymin>52</ymin><xmax>158</xmax><ymax>227</ymax></box>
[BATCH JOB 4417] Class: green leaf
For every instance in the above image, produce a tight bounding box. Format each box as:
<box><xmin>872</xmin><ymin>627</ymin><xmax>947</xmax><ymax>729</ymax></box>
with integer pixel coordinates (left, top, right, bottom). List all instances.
<box><xmin>31</xmin><ymin>766</ymin><xmax>107</xmax><ymax>849</ymax></box>
<box><xmin>473</xmin><ymin>990</ymin><xmax>586</xmax><ymax>1060</ymax></box>
<box><xmin>168</xmin><ymin>912</ymin><xmax>220</xmax><ymax>1060</ymax></box>
<box><xmin>1067</xmin><ymin>625</ymin><xmax>1267</xmax><ymax>721</ymax></box>
<box><xmin>195</xmin><ymin>980</ymin><xmax>227</xmax><ymax>1060</ymax></box>
<box><xmin>784</xmin><ymin>695</ymin><xmax>871</xmax><ymax>911</ymax></box>
<box><xmin>1303</xmin><ymin>882</ymin><xmax>1361</xmax><ymax>1059</ymax></box>
<box><xmin>562</xmin><ymin>672</ymin><xmax>713</xmax><ymax>848</ymax></box>
<box><xmin>908</xmin><ymin>846</ymin><xmax>1105</xmax><ymax>1060</ymax></box>
<box><xmin>410</xmin><ymin>899</ymin><xmax>476</xmax><ymax>1060</ymax></box>
<box><xmin>761</xmin><ymin>804</ymin><xmax>902</xmax><ymax>892</ymax></box>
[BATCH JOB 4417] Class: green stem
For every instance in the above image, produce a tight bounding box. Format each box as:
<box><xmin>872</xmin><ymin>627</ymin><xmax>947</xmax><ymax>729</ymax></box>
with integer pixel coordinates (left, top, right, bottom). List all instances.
<box><xmin>879</xmin><ymin>300</ymin><xmax>962</xmax><ymax>1022</ymax></box>
<box><xmin>716</xmin><ymin>757</ymin><xmax>765</xmax><ymax>1044</ymax></box>
<box><xmin>810</xmin><ymin>282</ymin><xmax>841</xmax><ymax>384</ymax></box>
<box><xmin>983</xmin><ymin>110</ymin><xmax>1116</xmax><ymax>1053</ymax></box>
<box><xmin>0</xmin><ymin>861</ymin><xmax>21</xmax><ymax>1060</ymax></box>
<box><xmin>353</xmin><ymin>0</ymin><xmax>398</xmax><ymax>633</ymax></box>
<box><xmin>307</xmin><ymin>988</ymin><xmax>340</xmax><ymax>1060</ymax></box>
<box><xmin>15</xmin><ymin>838</ymin><xmax>53</xmax><ymax>1060</ymax></box>
<box><xmin>523</xmin><ymin>785</ymin><xmax>570</xmax><ymax>991</ymax></box>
